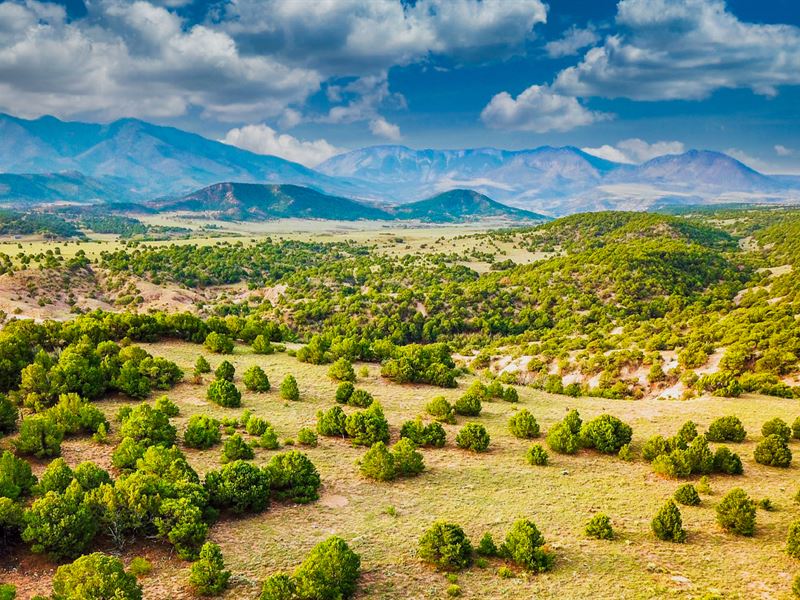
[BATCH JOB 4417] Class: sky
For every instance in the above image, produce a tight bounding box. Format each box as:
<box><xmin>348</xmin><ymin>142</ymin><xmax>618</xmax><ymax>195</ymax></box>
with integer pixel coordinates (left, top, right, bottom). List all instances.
<box><xmin>0</xmin><ymin>0</ymin><xmax>799</xmax><ymax>172</ymax></box>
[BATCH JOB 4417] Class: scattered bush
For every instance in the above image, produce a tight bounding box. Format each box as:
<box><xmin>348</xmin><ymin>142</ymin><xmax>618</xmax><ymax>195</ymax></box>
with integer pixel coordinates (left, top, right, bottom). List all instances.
<box><xmin>546</xmin><ymin>409</ymin><xmax>581</xmax><ymax>454</ymax></box>
<box><xmin>252</xmin><ymin>335</ymin><xmax>275</xmax><ymax>355</ymax></box>
<box><xmin>706</xmin><ymin>416</ymin><xmax>746</xmax><ymax>442</ymax></box>
<box><xmin>292</xmin><ymin>536</ymin><xmax>361</xmax><ymax>600</ymax></box>
<box><xmin>500</xmin><ymin>518</ymin><xmax>554</xmax><ymax>573</ymax></box>
<box><xmin>787</xmin><ymin>520</ymin><xmax>800</xmax><ymax>559</ymax></box>
<box><xmin>359</xmin><ymin>442</ymin><xmax>395</xmax><ymax>481</ymax></box>
<box><xmin>328</xmin><ymin>358</ymin><xmax>356</xmax><ymax>382</ymax></box>
<box><xmin>205</xmin><ymin>460</ymin><xmax>270</xmax><ymax>514</ymax></box>
<box><xmin>245</xmin><ymin>416</ymin><xmax>269</xmax><ymax>436</ymax></box>
<box><xmin>267</xmin><ymin>451</ymin><xmax>321</xmax><ymax>504</ymax></box>
<box><xmin>0</xmin><ymin>394</ymin><xmax>18</xmax><ymax>434</ymax></box>
<box><xmin>455</xmin><ymin>423</ymin><xmax>490</xmax><ymax>452</ymax></box>
<box><xmin>579</xmin><ymin>414</ymin><xmax>633</xmax><ymax>454</ymax></box>
<box><xmin>754</xmin><ymin>434</ymin><xmax>792</xmax><ymax>467</ymax></box>
<box><xmin>526</xmin><ymin>443</ymin><xmax>549</xmax><ymax>466</ymax></box>
<box><xmin>111</xmin><ymin>436</ymin><xmax>146</xmax><ymax>470</ymax></box>
<box><xmin>400</xmin><ymin>418</ymin><xmax>446</xmax><ymax>448</ymax></box>
<box><xmin>36</xmin><ymin>458</ymin><xmax>74</xmax><ymax>495</ymax></box>
<box><xmin>348</xmin><ymin>389</ymin><xmax>374</xmax><ymax>408</ymax></box>
<box><xmin>204</xmin><ymin>332</ymin><xmax>234</xmax><ymax>354</ymax></box>
<box><xmin>476</xmin><ymin>532</ymin><xmax>498</xmax><ymax>557</ymax></box>
<box><xmin>762</xmin><ymin>417</ymin><xmax>791</xmax><ymax>442</ymax></box>
<box><xmin>651</xmin><ymin>500</ymin><xmax>686</xmax><ymax>542</ymax></box>
<box><xmin>207</xmin><ymin>379</ymin><xmax>242</xmax><ymax>408</ymax></box>
<box><xmin>22</xmin><ymin>481</ymin><xmax>96</xmax><ymax>559</ymax></box>
<box><xmin>280</xmin><ymin>375</ymin><xmax>300</xmax><ymax>401</ymax></box>
<box><xmin>335</xmin><ymin>382</ymin><xmax>354</xmax><ymax>404</ymax></box>
<box><xmin>243</xmin><ymin>366</ymin><xmax>271</xmax><ymax>392</ymax></box>
<box><xmin>316</xmin><ymin>406</ymin><xmax>347</xmax><ymax>437</ymax></box>
<box><xmin>260</xmin><ymin>573</ymin><xmax>296</xmax><ymax>600</ymax></box>
<box><xmin>297</xmin><ymin>428</ymin><xmax>318</xmax><ymax>447</ymax></box>
<box><xmin>153</xmin><ymin>395</ymin><xmax>179</xmax><ymax>417</ymax></box>
<box><xmin>713</xmin><ymin>446</ymin><xmax>744</xmax><ymax>475</ymax></box>
<box><xmin>508</xmin><ymin>409</ymin><xmax>540</xmax><ymax>439</ymax></box>
<box><xmin>642</xmin><ymin>435</ymin><xmax>672</xmax><ymax>461</ymax></box>
<box><xmin>185</xmin><ymin>415</ymin><xmax>222</xmax><ymax>449</ymax></box>
<box><xmin>345</xmin><ymin>403</ymin><xmax>390</xmax><ymax>447</ymax></box>
<box><xmin>418</xmin><ymin>521</ymin><xmax>473</xmax><ymax>571</ymax></box>
<box><xmin>652</xmin><ymin>450</ymin><xmax>692</xmax><ymax>479</ymax></box>
<box><xmin>674</xmin><ymin>483</ymin><xmax>700</xmax><ymax>506</ymax></box>
<box><xmin>128</xmin><ymin>557</ymin><xmax>152</xmax><ymax>578</ymax></box>
<box><xmin>585</xmin><ymin>514</ymin><xmax>614</xmax><ymax>540</ymax></box>
<box><xmin>119</xmin><ymin>403</ymin><xmax>177</xmax><ymax>447</ymax></box>
<box><xmin>214</xmin><ymin>360</ymin><xmax>235</xmax><ymax>382</ymax></box>
<box><xmin>0</xmin><ymin>451</ymin><xmax>36</xmax><ymax>500</ymax></box>
<box><xmin>221</xmin><ymin>434</ymin><xmax>254</xmax><ymax>463</ymax></box>
<box><xmin>257</xmin><ymin>427</ymin><xmax>280</xmax><ymax>450</ymax></box>
<box><xmin>51</xmin><ymin>552</ymin><xmax>142</xmax><ymax>600</ymax></box>
<box><xmin>14</xmin><ymin>415</ymin><xmax>63</xmax><ymax>458</ymax></box>
<box><xmin>425</xmin><ymin>396</ymin><xmax>456</xmax><ymax>424</ymax></box>
<box><xmin>391</xmin><ymin>438</ymin><xmax>425</xmax><ymax>477</ymax></box>
<box><xmin>194</xmin><ymin>356</ymin><xmax>211</xmax><ymax>374</ymax></box>
<box><xmin>618</xmin><ymin>443</ymin><xmax>633</xmax><ymax>461</ymax></box>
<box><xmin>716</xmin><ymin>488</ymin><xmax>756</xmax><ymax>536</ymax></box>
<box><xmin>453</xmin><ymin>392</ymin><xmax>482</xmax><ymax>417</ymax></box>
<box><xmin>73</xmin><ymin>461</ymin><xmax>111</xmax><ymax>491</ymax></box>
<box><xmin>189</xmin><ymin>542</ymin><xmax>231</xmax><ymax>596</ymax></box>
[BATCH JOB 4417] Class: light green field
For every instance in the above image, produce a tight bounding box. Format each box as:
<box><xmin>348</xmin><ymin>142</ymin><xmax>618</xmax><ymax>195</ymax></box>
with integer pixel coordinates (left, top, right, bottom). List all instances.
<box><xmin>6</xmin><ymin>340</ymin><xmax>800</xmax><ymax>599</ymax></box>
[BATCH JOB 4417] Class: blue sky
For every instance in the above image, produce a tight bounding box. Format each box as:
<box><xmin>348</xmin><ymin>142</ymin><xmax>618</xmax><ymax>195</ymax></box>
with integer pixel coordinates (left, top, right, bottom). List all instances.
<box><xmin>0</xmin><ymin>0</ymin><xmax>799</xmax><ymax>172</ymax></box>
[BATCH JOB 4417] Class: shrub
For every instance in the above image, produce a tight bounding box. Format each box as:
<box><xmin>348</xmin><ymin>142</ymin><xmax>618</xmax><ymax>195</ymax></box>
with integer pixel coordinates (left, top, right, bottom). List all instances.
<box><xmin>280</xmin><ymin>375</ymin><xmax>300</xmax><ymax>401</ymax></box>
<box><xmin>787</xmin><ymin>520</ymin><xmax>800</xmax><ymax>559</ymax></box>
<box><xmin>194</xmin><ymin>355</ymin><xmax>211</xmax><ymax>374</ymax></box>
<box><xmin>119</xmin><ymin>404</ymin><xmax>177</xmax><ymax>447</ymax></box>
<box><xmin>418</xmin><ymin>521</ymin><xmax>473</xmax><ymax>571</ymax></box>
<box><xmin>713</xmin><ymin>446</ymin><xmax>744</xmax><ymax>475</ymax></box>
<box><xmin>453</xmin><ymin>392</ymin><xmax>482</xmax><ymax>417</ymax></box>
<box><xmin>794</xmin><ymin>573</ymin><xmax>800</xmax><ymax>598</ymax></box>
<box><xmin>51</xmin><ymin>552</ymin><xmax>142</xmax><ymax>600</ymax></box>
<box><xmin>185</xmin><ymin>415</ymin><xmax>222</xmax><ymax>449</ymax></box>
<box><xmin>348</xmin><ymin>389</ymin><xmax>374</xmax><ymax>408</ymax></box>
<box><xmin>252</xmin><ymin>335</ymin><xmax>274</xmax><ymax>355</ymax></box>
<box><xmin>204</xmin><ymin>332</ymin><xmax>234</xmax><ymax>354</ymax></box>
<box><xmin>762</xmin><ymin>417</ymin><xmax>792</xmax><ymax>442</ymax></box>
<box><xmin>706</xmin><ymin>416</ymin><xmax>746</xmax><ymax>442</ymax></box>
<box><xmin>0</xmin><ymin>451</ymin><xmax>37</xmax><ymax>500</ymax></box>
<box><xmin>503</xmin><ymin>387</ymin><xmax>519</xmax><ymax>403</ymax></box>
<box><xmin>391</xmin><ymin>438</ymin><xmax>425</xmax><ymax>477</ymax></box>
<box><xmin>71</xmin><ymin>461</ymin><xmax>110</xmax><ymax>492</ymax></box>
<box><xmin>546</xmin><ymin>422</ymin><xmax>579</xmax><ymax>455</ymax></box>
<box><xmin>585</xmin><ymin>514</ymin><xmax>614</xmax><ymax>540</ymax></box>
<box><xmin>526</xmin><ymin>443</ymin><xmax>549</xmax><ymax>466</ymax></box>
<box><xmin>36</xmin><ymin>458</ymin><xmax>74</xmax><ymax>495</ymax></box>
<box><xmin>14</xmin><ymin>415</ymin><xmax>63</xmax><ymax>458</ymax></box>
<box><xmin>260</xmin><ymin>573</ymin><xmax>296</xmax><ymax>600</ymax></box>
<box><xmin>205</xmin><ymin>460</ymin><xmax>270</xmax><ymax>514</ymax></box>
<box><xmin>759</xmin><ymin>498</ymin><xmax>775</xmax><ymax>511</ymax></box>
<box><xmin>642</xmin><ymin>435</ymin><xmax>672</xmax><ymax>461</ymax></box>
<box><xmin>674</xmin><ymin>420</ymin><xmax>699</xmax><ymax>449</ymax></box>
<box><xmin>754</xmin><ymin>434</ymin><xmax>792</xmax><ymax>467</ymax></box>
<box><xmin>508</xmin><ymin>409</ymin><xmax>540</xmax><ymax>439</ymax></box>
<box><xmin>328</xmin><ymin>358</ymin><xmax>356</xmax><ymax>382</ymax></box>
<box><xmin>651</xmin><ymin>500</ymin><xmax>686</xmax><ymax>542</ymax></box>
<box><xmin>426</xmin><ymin>396</ymin><xmax>456</xmax><ymax>424</ymax></box>
<box><xmin>257</xmin><ymin>427</ymin><xmax>280</xmax><ymax>450</ymax></box>
<box><xmin>455</xmin><ymin>423</ymin><xmax>490</xmax><ymax>452</ymax></box>
<box><xmin>618</xmin><ymin>444</ymin><xmax>633</xmax><ymax>461</ymax></box>
<box><xmin>245</xmin><ymin>416</ymin><xmax>269</xmax><ymax>436</ymax></box>
<box><xmin>0</xmin><ymin>394</ymin><xmax>18</xmax><ymax>434</ymax></box>
<box><xmin>243</xmin><ymin>366</ymin><xmax>271</xmax><ymax>392</ymax></box>
<box><xmin>716</xmin><ymin>488</ymin><xmax>756</xmax><ymax>536</ymax></box>
<box><xmin>359</xmin><ymin>442</ymin><xmax>395</xmax><ymax>481</ymax></box>
<box><xmin>500</xmin><ymin>518</ymin><xmax>554</xmax><ymax>572</ymax></box>
<box><xmin>221</xmin><ymin>433</ymin><xmax>254</xmax><ymax>463</ymax></box>
<box><xmin>22</xmin><ymin>481</ymin><xmax>97</xmax><ymax>559</ymax></box>
<box><xmin>189</xmin><ymin>542</ymin><xmax>231</xmax><ymax>596</ymax></box>
<box><xmin>316</xmin><ymin>406</ymin><xmax>347</xmax><ymax>437</ymax></box>
<box><xmin>111</xmin><ymin>437</ymin><xmax>146</xmax><ymax>470</ymax></box>
<box><xmin>793</xmin><ymin>417</ymin><xmax>800</xmax><ymax>440</ymax></box>
<box><xmin>214</xmin><ymin>360</ymin><xmax>235</xmax><ymax>382</ymax></box>
<box><xmin>267</xmin><ymin>451</ymin><xmax>321</xmax><ymax>504</ymax></box>
<box><xmin>207</xmin><ymin>379</ymin><xmax>242</xmax><ymax>408</ymax></box>
<box><xmin>335</xmin><ymin>382</ymin><xmax>354</xmax><ymax>404</ymax></box>
<box><xmin>579</xmin><ymin>414</ymin><xmax>633</xmax><ymax>454</ymax></box>
<box><xmin>400</xmin><ymin>418</ymin><xmax>445</xmax><ymax>448</ymax></box>
<box><xmin>476</xmin><ymin>532</ymin><xmax>497</xmax><ymax>557</ymax></box>
<box><xmin>293</xmin><ymin>536</ymin><xmax>361</xmax><ymax>600</ymax></box>
<box><xmin>652</xmin><ymin>450</ymin><xmax>692</xmax><ymax>479</ymax></box>
<box><xmin>674</xmin><ymin>483</ymin><xmax>700</xmax><ymax>506</ymax></box>
<box><xmin>345</xmin><ymin>403</ymin><xmax>390</xmax><ymax>447</ymax></box>
<box><xmin>297</xmin><ymin>428</ymin><xmax>318</xmax><ymax>447</ymax></box>
<box><xmin>697</xmin><ymin>476</ymin><xmax>712</xmax><ymax>495</ymax></box>
<box><xmin>446</xmin><ymin>584</ymin><xmax>461</xmax><ymax>597</ymax></box>
<box><xmin>685</xmin><ymin>435</ymin><xmax>715</xmax><ymax>475</ymax></box>
<box><xmin>128</xmin><ymin>557</ymin><xmax>152</xmax><ymax>578</ymax></box>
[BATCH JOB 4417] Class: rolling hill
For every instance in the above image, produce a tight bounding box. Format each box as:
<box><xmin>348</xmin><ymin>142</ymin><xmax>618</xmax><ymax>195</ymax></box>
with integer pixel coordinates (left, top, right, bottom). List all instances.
<box><xmin>392</xmin><ymin>189</ymin><xmax>546</xmax><ymax>222</ymax></box>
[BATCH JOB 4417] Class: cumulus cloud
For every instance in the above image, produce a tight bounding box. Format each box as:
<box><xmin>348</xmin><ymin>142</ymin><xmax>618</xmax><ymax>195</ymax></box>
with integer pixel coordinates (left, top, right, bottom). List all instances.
<box><xmin>553</xmin><ymin>0</ymin><xmax>800</xmax><ymax>100</ymax></box>
<box><xmin>775</xmin><ymin>145</ymin><xmax>793</xmax><ymax>156</ymax></box>
<box><xmin>545</xmin><ymin>25</ymin><xmax>599</xmax><ymax>58</ymax></box>
<box><xmin>221</xmin><ymin>124</ymin><xmax>343</xmax><ymax>167</ymax></box>
<box><xmin>582</xmin><ymin>138</ymin><xmax>685</xmax><ymax>163</ymax></box>
<box><xmin>369</xmin><ymin>117</ymin><xmax>402</xmax><ymax>141</ymax></box>
<box><xmin>481</xmin><ymin>84</ymin><xmax>610</xmax><ymax>133</ymax></box>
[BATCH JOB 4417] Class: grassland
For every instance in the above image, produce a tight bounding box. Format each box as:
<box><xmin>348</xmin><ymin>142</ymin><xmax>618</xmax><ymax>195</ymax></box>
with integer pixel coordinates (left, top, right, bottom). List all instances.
<box><xmin>4</xmin><ymin>339</ymin><xmax>800</xmax><ymax>599</ymax></box>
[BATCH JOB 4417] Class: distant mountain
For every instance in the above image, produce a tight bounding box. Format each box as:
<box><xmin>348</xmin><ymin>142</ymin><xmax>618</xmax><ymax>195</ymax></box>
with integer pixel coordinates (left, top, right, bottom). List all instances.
<box><xmin>393</xmin><ymin>189</ymin><xmax>546</xmax><ymax>222</ymax></box>
<box><xmin>155</xmin><ymin>182</ymin><xmax>393</xmax><ymax>221</ymax></box>
<box><xmin>0</xmin><ymin>171</ymin><xmax>127</xmax><ymax>204</ymax></box>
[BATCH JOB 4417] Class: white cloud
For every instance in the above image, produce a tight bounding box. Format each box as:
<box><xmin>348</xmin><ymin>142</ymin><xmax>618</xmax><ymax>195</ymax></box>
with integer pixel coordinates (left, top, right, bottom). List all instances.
<box><xmin>481</xmin><ymin>84</ymin><xmax>610</xmax><ymax>133</ymax></box>
<box><xmin>368</xmin><ymin>117</ymin><xmax>402</xmax><ymax>141</ymax></box>
<box><xmin>545</xmin><ymin>25</ymin><xmax>599</xmax><ymax>58</ymax></box>
<box><xmin>775</xmin><ymin>144</ymin><xmax>793</xmax><ymax>156</ymax></box>
<box><xmin>221</xmin><ymin>124</ymin><xmax>343</xmax><ymax>167</ymax></box>
<box><xmin>553</xmin><ymin>0</ymin><xmax>800</xmax><ymax>101</ymax></box>
<box><xmin>724</xmin><ymin>148</ymin><xmax>774</xmax><ymax>173</ymax></box>
<box><xmin>582</xmin><ymin>138</ymin><xmax>685</xmax><ymax>163</ymax></box>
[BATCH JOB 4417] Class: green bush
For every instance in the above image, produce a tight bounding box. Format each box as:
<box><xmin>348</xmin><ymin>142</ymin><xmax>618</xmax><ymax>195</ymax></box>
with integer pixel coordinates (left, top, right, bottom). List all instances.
<box><xmin>72</xmin><ymin>461</ymin><xmax>111</xmax><ymax>491</ymax></box>
<box><xmin>787</xmin><ymin>520</ymin><xmax>800</xmax><ymax>559</ymax></box>
<box><xmin>267</xmin><ymin>451</ymin><xmax>321</xmax><ymax>504</ymax></box>
<box><xmin>426</xmin><ymin>396</ymin><xmax>456</xmax><ymax>424</ymax></box>
<box><xmin>0</xmin><ymin>497</ymin><xmax>23</xmax><ymax>544</ymax></box>
<box><xmin>652</xmin><ymin>450</ymin><xmax>692</xmax><ymax>479</ymax></box>
<box><xmin>111</xmin><ymin>437</ymin><xmax>146</xmax><ymax>471</ymax></box>
<box><xmin>335</xmin><ymin>382</ymin><xmax>354</xmax><ymax>404</ymax></box>
<box><xmin>400</xmin><ymin>418</ymin><xmax>446</xmax><ymax>448</ymax></box>
<box><xmin>793</xmin><ymin>417</ymin><xmax>800</xmax><ymax>440</ymax></box>
<box><xmin>14</xmin><ymin>415</ymin><xmax>63</xmax><ymax>458</ymax></box>
<box><xmin>328</xmin><ymin>358</ymin><xmax>356</xmax><ymax>382</ymax></box>
<box><xmin>713</xmin><ymin>446</ymin><xmax>744</xmax><ymax>475</ymax></box>
<box><xmin>716</xmin><ymin>488</ymin><xmax>756</xmax><ymax>536</ymax></box>
<box><xmin>500</xmin><ymin>518</ymin><xmax>554</xmax><ymax>572</ymax></box>
<box><xmin>22</xmin><ymin>481</ymin><xmax>97</xmax><ymax>559</ymax></box>
<box><xmin>0</xmin><ymin>394</ymin><xmax>18</xmax><ymax>434</ymax></box>
<box><xmin>508</xmin><ymin>409</ymin><xmax>540</xmax><ymax>439</ymax></box>
<box><xmin>195</xmin><ymin>355</ymin><xmax>211</xmax><ymax>374</ymax></box>
<box><xmin>359</xmin><ymin>442</ymin><xmax>395</xmax><ymax>481</ymax></box>
<box><xmin>348</xmin><ymin>389</ymin><xmax>374</xmax><ymax>408</ymax></box>
<box><xmin>260</xmin><ymin>573</ymin><xmax>296</xmax><ymax>600</ymax></box>
<box><xmin>455</xmin><ymin>423</ymin><xmax>490</xmax><ymax>452</ymax></box>
<box><xmin>51</xmin><ymin>552</ymin><xmax>142</xmax><ymax>600</ymax></box>
<box><xmin>36</xmin><ymin>458</ymin><xmax>74</xmax><ymax>495</ymax></box>
<box><xmin>252</xmin><ymin>335</ymin><xmax>275</xmax><ymax>355</ymax></box>
<box><xmin>280</xmin><ymin>375</ymin><xmax>300</xmax><ymax>401</ymax></box>
<box><xmin>418</xmin><ymin>521</ymin><xmax>473</xmax><ymax>571</ymax></box>
<box><xmin>579</xmin><ymin>414</ymin><xmax>633</xmax><ymax>454</ymax></box>
<box><xmin>293</xmin><ymin>536</ymin><xmax>361</xmax><ymax>600</ymax></box>
<box><xmin>503</xmin><ymin>387</ymin><xmax>519</xmax><ymax>403</ymax></box>
<box><xmin>207</xmin><ymin>379</ymin><xmax>242</xmax><ymax>408</ymax></box>
<box><xmin>706</xmin><ymin>416</ymin><xmax>746</xmax><ymax>442</ymax></box>
<box><xmin>316</xmin><ymin>406</ymin><xmax>347</xmax><ymax>437</ymax></box>
<box><xmin>476</xmin><ymin>532</ymin><xmax>498</xmax><ymax>557</ymax></box>
<box><xmin>642</xmin><ymin>435</ymin><xmax>672</xmax><ymax>461</ymax></box>
<box><xmin>214</xmin><ymin>360</ymin><xmax>235</xmax><ymax>382</ymax></box>
<box><xmin>685</xmin><ymin>435</ymin><xmax>715</xmax><ymax>475</ymax></box>
<box><xmin>189</xmin><ymin>542</ymin><xmax>231</xmax><ymax>596</ymax></box>
<box><xmin>47</xmin><ymin>394</ymin><xmax>108</xmax><ymax>436</ymax></box>
<box><xmin>391</xmin><ymin>438</ymin><xmax>425</xmax><ymax>477</ymax></box>
<box><xmin>243</xmin><ymin>366</ymin><xmax>271</xmax><ymax>392</ymax></box>
<box><xmin>754</xmin><ymin>434</ymin><xmax>792</xmax><ymax>467</ymax></box>
<box><xmin>793</xmin><ymin>573</ymin><xmax>800</xmax><ymax>598</ymax></box>
<box><xmin>128</xmin><ymin>557</ymin><xmax>152</xmax><ymax>578</ymax></box>
<box><xmin>526</xmin><ymin>443</ymin><xmax>549</xmax><ymax>466</ymax></box>
<box><xmin>762</xmin><ymin>417</ymin><xmax>791</xmax><ymax>442</ymax></box>
<box><xmin>205</xmin><ymin>460</ymin><xmax>271</xmax><ymax>514</ymax></box>
<box><xmin>585</xmin><ymin>514</ymin><xmax>614</xmax><ymax>540</ymax></box>
<box><xmin>546</xmin><ymin>422</ymin><xmax>579</xmax><ymax>455</ymax></box>
<box><xmin>245</xmin><ymin>416</ymin><xmax>269</xmax><ymax>436</ymax></box>
<box><xmin>0</xmin><ymin>450</ymin><xmax>37</xmax><ymax>500</ymax></box>
<box><xmin>345</xmin><ymin>403</ymin><xmax>390</xmax><ymax>447</ymax></box>
<box><xmin>204</xmin><ymin>332</ymin><xmax>234</xmax><ymax>354</ymax></box>
<box><xmin>674</xmin><ymin>420</ymin><xmax>698</xmax><ymax>449</ymax></box>
<box><xmin>257</xmin><ymin>427</ymin><xmax>280</xmax><ymax>450</ymax></box>
<box><xmin>297</xmin><ymin>427</ymin><xmax>318</xmax><ymax>447</ymax></box>
<box><xmin>453</xmin><ymin>392</ymin><xmax>481</xmax><ymax>417</ymax></box>
<box><xmin>185</xmin><ymin>415</ymin><xmax>222</xmax><ymax>449</ymax></box>
<box><xmin>651</xmin><ymin>500</ymin><xmax>686</xmax><ymax>542</ymax></box>
<box><xmin>618</xmin><ymin>443</ymin><xmax>633</xmax><ymax>461</ymax></box>
<box><xmin>674</xmin><ymin>483</ymin><xmax>700</xmax><ymax>506</ymax></box>
<box><xmin>221</xmin><ymin>433</ymin><xmax>254</xmax><ymax>463</ymax></box>
<box><xmin>119</xmin><ymin>404</ymin><xmax>177</xmax><ymax>447</ymax></box>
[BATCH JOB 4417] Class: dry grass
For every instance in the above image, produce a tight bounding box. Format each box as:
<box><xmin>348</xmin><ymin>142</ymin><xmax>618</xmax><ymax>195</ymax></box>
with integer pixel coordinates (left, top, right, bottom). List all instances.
<box><xmin>4</xmin><ymin>340</ymin><xmax>800</xmax><ymax>599</ymax></box>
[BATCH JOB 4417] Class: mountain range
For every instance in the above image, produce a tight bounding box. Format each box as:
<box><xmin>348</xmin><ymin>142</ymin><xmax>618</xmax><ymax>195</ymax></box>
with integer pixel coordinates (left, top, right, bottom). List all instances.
<box><xmin>1</xmin><ymin>113</ymin><xmax>798</xmax><ymax>217</ymax></box>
